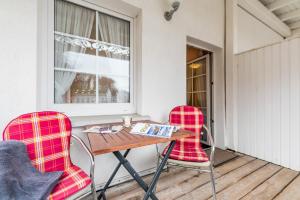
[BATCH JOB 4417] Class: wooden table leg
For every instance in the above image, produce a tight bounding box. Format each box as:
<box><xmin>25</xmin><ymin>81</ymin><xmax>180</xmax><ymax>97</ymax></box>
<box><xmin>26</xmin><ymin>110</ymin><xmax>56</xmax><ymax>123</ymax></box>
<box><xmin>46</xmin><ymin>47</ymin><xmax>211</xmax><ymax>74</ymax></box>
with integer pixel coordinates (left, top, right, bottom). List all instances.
<box><xmin>99</xmin><ymin>140</ymin><xmax>176</xmax><ymax>200</ymax></box>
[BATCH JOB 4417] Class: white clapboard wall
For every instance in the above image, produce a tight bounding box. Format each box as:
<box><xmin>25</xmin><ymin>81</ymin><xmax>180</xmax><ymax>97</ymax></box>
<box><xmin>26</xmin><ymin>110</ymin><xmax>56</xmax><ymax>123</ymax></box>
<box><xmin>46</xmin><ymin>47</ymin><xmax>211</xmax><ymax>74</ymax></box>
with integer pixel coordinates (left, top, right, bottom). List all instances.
<box><xmin>235</xmin><ymin>38</ymin><xmax>300</xmax><ymax>171</ymax></box>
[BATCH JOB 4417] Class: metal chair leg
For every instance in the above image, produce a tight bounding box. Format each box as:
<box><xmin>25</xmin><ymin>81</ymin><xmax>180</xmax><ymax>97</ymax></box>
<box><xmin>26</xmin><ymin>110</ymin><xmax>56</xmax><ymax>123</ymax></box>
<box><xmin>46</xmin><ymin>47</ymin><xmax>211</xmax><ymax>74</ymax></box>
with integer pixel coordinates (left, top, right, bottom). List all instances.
<box><xmin>209</xmin><ymin>164</ymin><xmax>217</xmax><ymax>200</ymax></box>
<box><xmin>91</xmin><ymin>180</ymin><xmax>97</xmax><ymax>200</ymax></box>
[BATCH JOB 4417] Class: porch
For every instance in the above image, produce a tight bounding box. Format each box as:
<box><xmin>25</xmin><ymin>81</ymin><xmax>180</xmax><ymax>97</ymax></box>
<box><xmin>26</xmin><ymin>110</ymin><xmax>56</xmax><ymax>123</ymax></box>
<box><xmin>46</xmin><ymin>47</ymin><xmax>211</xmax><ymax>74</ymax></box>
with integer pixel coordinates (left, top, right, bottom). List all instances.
<box><xmin>2</xmin><ymin>0</ymin><xmax>300</xmax><ymax>199</ymax></box>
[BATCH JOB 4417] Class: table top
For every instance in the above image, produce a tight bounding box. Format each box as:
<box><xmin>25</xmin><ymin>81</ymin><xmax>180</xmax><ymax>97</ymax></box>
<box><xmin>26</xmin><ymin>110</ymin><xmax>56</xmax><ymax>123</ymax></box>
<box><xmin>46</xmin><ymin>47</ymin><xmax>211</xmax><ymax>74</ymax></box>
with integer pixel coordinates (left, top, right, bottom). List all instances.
<box><xmin>86</xmin><ymin>121</ymin><xmax>195</xmax><ymax>155</ymax></box>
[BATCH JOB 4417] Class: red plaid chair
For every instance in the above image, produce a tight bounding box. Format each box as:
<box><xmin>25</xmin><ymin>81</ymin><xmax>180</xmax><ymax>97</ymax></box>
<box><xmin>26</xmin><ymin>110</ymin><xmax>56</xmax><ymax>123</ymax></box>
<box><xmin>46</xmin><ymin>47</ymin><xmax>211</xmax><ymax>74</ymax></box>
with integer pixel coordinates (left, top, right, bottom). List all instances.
<box><xmin>163</xmin><ymin>106</ymin><xmax>209</xmax><ymax>162</ymax></box>
<box><xmin>160</xmin><ymin>106</ymin><xmax>216</xmax><ymax>200</ymax></box>
<box><xmin>3</xmin><ymin>111</ymin><xmax>96</xmax><ymax>200</ymax></box>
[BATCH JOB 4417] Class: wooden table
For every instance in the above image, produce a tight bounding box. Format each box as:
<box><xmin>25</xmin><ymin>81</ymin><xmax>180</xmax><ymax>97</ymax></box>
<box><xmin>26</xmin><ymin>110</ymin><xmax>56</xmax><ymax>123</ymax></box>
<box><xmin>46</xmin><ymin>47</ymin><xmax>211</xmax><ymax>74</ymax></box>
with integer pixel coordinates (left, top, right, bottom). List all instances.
<box><xmin>86</xmin><ymin>121</ymin><xmax>195</xmax><ymax>200</ymax></box>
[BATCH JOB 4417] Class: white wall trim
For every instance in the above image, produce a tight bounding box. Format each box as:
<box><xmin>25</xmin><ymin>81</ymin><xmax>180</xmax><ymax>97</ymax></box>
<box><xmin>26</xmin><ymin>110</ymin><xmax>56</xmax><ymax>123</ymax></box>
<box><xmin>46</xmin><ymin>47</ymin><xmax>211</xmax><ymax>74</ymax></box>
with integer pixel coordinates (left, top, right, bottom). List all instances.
<box><xmin>235</xmin><ymin>35</ymin><xmax>300</xmax><ymax>55</ymax></box>
<box><xmin>187</xmin><ymin>36</ymin><xmax>226</xmax><ymax>149</ymax></box>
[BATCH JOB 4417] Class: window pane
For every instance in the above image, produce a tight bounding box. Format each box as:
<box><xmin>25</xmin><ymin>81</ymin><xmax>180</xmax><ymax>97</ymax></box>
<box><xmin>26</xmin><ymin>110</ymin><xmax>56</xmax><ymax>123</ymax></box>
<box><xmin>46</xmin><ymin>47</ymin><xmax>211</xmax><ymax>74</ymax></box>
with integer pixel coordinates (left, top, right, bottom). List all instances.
<box><xmin>187</xmin><ymin>79</ymin><xmax>192</xmax><ymax>92</ymax></box>
<box><xmin>187</xmin><ymin>64</ymin><xmax>193</xmax><ymax>78</ymax></box>
<box><xmin>55</xmin><ymin>71</ymin><xmax>96</xmax><ymax>104</ymax></box>
<box><xmin>187</xmin><ymin>93</ymin><xmax>193</xmax><ymax>105</ymax></box>
<box><xmin>55</xmin><ymin>0</ymin><xmax>96</xmax><ymax>38</ymax></box>
<box><xmin>201</xmin><ymin>108</ymin><xmax>207</xmax><ymax>124</ymax></box>
<box><xmin>54</xmin><ymin>0</ymin><xmax>97</xmax><ymax>103</ymax></box>
<box><xmin>98</xmin><ymin>76</ymin><xmax>129</xmax><ymax>103</ymax></box>
<box><xmin>98</xmin><ymin>12</ymin><xmax>130</xmax><ymax>60</ymax></box>
<box><xmin>54</xmin><ymin>0</ymin><xmax>96</xmax><ymax>61</ymax></box>
<box><xmin>97</xmin><ymin>12</ymin><xmax>130</xmax><ymax>103</ymax></box>
<box><xmin>193</xmin><ymin>76</ymin><xmax>206</xmax><ymax>91</ymax></box>
<box><xmin>70</xmin><ymin>73</ymin><xmax>96</xmax><ymax>103</ymax></box>
<box><xmin>193</xmin><ymin>92</ymin><xmax>206</xmax><ymax>107</ymax></box>
<box><xmin>193</xmin><ymin>59</ymin><xmax>206</xmax><ymax>76</ymax></box>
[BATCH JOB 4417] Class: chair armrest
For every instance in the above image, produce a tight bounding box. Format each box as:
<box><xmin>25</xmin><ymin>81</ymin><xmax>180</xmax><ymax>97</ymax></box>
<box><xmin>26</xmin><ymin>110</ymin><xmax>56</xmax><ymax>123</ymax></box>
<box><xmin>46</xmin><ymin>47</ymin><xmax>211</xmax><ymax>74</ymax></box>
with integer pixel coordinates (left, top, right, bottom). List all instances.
<box><xmin>71</xmin><ymin>135</ymin><xmax>95</xmax><ymax>179</ymax></box>
<box><xmin>202</xmin><ymin>125</ymin><xmax>215</xmax><ymax>164</ymax></box>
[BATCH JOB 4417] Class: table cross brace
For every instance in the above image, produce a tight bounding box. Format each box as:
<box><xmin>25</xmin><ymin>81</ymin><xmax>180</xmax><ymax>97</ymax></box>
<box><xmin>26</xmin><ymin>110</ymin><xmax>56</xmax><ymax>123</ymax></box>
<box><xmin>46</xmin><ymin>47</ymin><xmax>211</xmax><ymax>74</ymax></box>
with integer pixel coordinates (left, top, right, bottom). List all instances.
<box><xmin>98</xmin><ymin>141</ymin><xmax>176</xmax><ymax>200</ymax></box>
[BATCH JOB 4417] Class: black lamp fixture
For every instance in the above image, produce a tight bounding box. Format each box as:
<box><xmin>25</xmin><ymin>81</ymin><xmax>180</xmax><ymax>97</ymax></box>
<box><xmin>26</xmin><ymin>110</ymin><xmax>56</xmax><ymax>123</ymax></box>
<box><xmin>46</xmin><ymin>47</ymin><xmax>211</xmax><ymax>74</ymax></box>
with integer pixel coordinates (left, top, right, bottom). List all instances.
<box><xmin>164</xmin><ymin>0</ymin><xmax>182</xmax><ymax>21</ymax></box>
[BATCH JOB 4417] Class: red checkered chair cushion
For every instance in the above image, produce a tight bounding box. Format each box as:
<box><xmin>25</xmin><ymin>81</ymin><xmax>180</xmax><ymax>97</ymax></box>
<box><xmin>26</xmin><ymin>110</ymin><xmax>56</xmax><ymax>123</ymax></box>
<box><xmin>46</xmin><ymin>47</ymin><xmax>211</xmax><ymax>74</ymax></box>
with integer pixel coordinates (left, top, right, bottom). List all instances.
<box><xmin>163</xmin><ymin>106</ymin><xmax>209</xmax><ymax>162</ymax></box>
<box><xmin>3</xmin><ymin>111</ymin><xmax>91</xmax><ymax>200</ymax></box>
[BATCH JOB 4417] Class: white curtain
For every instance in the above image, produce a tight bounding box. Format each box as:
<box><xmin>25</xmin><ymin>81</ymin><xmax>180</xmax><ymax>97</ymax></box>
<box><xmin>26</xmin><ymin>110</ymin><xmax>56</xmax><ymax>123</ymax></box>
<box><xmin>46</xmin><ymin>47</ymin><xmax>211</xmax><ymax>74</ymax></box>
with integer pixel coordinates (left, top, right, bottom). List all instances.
<box><xmin>54</xmin><ymin>0</ymin><xmax>95</xmax><ymax>103</ymax></box>
<box><xmin>98</xmin><ymin>13</ymin><xmax>130</xmax><ymax>60</ymax></box>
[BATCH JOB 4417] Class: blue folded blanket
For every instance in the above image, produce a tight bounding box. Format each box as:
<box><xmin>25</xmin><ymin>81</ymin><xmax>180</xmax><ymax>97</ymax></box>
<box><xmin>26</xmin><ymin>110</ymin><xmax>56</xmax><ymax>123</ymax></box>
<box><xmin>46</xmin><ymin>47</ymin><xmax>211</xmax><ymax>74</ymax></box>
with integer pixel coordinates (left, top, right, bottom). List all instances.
<box><xmin>0</xmin><ymin>140</ymin><xmax>63</xmax><ymax>200</ymax></box>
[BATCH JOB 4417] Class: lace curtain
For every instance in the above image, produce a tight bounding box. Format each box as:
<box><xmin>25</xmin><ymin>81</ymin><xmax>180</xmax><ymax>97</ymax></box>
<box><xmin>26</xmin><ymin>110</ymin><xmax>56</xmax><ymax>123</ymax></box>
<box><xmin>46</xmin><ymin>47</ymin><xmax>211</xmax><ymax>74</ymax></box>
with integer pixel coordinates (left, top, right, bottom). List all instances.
<box><xmin>54</xmin><ymin>0</ymin><xmax>95</xmax><ymax>103</ymax></box>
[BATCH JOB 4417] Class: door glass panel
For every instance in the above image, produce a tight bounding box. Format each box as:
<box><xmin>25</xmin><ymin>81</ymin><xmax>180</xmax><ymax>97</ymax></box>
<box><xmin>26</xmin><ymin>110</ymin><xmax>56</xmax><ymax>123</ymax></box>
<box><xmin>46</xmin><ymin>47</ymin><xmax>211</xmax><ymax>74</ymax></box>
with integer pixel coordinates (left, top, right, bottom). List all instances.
<box><xmin>193</xmin><ymin>76</ymin><xmax>206</xmax><ymax>91</ymax></box>
<box><xmin>201</xmin><ymin>108</ymin><xmax>207</xmax><ymax>124</ymax></box>
<box><xmin>187</xmin><ymin>93</ymin><xmax>193</xmax><ymax>105</ymax></box>
<box><xmin>187</xmin><ymin>64</ymin><xmax>193</xmax><ymax>78</ymax></box>
<box><xmin>186</xmin><ymin>52</ymin><xmax>211</xmax><ymax>144</ymax></box>
<box><xmin>193</xmin><ymin>92</ymin><xmax>206</xmax><ymax>108</ymax></box>
<box><xmin>187</xmin><ymin>79</ymin><xmax>193</xmax><ymax>92</ymax></box>
<box><xmin>193</xmin><ymin>59</ymin><xmax>206</xmax><ymax>76</ymax></box>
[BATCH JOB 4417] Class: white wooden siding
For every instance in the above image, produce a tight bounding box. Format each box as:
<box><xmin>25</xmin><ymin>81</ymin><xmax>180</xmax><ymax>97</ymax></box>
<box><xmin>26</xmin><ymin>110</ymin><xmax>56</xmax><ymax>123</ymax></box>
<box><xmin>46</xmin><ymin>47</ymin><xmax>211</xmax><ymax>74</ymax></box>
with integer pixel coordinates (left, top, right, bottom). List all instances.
<box><xmin>235</xmin><ymin>38</ymin><xmax>300</xmax><ymax>171</ymax></box>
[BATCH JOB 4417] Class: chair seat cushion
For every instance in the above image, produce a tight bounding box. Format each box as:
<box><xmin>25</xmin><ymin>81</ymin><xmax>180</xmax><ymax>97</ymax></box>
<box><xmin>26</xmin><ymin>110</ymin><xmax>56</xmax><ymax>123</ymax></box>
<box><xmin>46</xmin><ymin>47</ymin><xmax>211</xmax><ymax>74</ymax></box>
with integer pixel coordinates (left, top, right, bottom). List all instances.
<box><xmin>49</xmin><ymin>165</ymin><xmax>91</xmax><ymax>200</ymax></box>
<box><xmin>163</xmin><ymin>140</ymin><xmax>209</xmax><ymax>162</ymax></box>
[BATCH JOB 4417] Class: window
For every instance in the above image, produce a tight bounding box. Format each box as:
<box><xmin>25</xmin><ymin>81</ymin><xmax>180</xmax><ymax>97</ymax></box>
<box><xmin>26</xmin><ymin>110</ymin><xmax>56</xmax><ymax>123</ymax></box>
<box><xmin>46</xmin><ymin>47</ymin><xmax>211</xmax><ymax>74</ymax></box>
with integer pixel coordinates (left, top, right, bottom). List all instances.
<box><xmin>48</xmin><ymin>0</ymin><xmax>135</xmax><ymax>115</ymax></box>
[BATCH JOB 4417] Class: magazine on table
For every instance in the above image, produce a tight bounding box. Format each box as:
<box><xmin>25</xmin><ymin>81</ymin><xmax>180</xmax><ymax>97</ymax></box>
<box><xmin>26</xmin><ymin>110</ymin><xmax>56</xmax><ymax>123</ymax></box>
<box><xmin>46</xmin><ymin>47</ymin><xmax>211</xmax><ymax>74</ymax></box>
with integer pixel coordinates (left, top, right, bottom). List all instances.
<box><xmin>130</xmin><ymin>123</ymin><xmax>179</xmax><ymax>138</ymax></box>
<box><xmin>83</xmin><ymin>125</ymin><xmax>123</xmax><ymax>134</ymax></box>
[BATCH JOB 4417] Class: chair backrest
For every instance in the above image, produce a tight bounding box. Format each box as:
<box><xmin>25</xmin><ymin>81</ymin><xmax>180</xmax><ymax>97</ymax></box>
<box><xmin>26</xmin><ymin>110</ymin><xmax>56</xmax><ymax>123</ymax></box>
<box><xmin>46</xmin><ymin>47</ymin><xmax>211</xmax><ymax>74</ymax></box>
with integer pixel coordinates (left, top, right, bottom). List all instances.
<box><xmin>169</xmin><ymin>105</ymin><xmax>204</xmax><ymax>144</ymax></box>
<box><xmin>3</xmin><ymin>111</ymin><xmax>72</xmax><ymax>173</ymax></box>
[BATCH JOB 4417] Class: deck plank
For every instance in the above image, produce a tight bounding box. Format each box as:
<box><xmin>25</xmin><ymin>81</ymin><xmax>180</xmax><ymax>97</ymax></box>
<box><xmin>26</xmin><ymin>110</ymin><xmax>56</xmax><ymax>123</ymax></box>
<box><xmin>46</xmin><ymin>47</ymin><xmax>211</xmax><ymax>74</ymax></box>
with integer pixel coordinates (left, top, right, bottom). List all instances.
<box><xmin>274</xmin><ymin>174</ymin><xmax>300</xmax><ymax>200</ymax></box>
<box><xmin>109</xmin><ymin>167</ymin><xmax>199</xmax><ymax>200</ymax></box>
<box><xmin>211</xmin><ymin>163</ymin><xmax>282</xmax><ymax>200</ymax></box>
<box><xmin>110</xmin><ymin>156</ymin><xmax>254</xmax><ymax>200</ymax></box>
<box><xmin>158</xmin><ymin>156</ymin><xmax>256</xmax><ymax>200</ymax></box>
<box><xmin>105</xmin><ymin>168</ymin><xmax>186</xmax><ymax>199</ymax></box>
<box><xmin>241</xmin><ymin>168</ymin><xmax>298</xmax><ymax>200</ymax></box>
<box><xmin>176</xmin><ymin>159</ymin><xmax>267</xmax><ymax>200</ymax></box>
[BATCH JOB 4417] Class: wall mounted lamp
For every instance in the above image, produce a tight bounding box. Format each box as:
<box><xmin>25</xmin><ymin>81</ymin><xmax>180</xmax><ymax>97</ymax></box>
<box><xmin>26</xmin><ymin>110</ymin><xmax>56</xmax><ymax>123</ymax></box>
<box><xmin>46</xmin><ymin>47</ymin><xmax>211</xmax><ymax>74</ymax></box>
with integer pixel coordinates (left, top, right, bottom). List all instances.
<box><xmin>164</xmin><ymin>0</ymin><xmax>182</xmax><ymax>21</ymax></box>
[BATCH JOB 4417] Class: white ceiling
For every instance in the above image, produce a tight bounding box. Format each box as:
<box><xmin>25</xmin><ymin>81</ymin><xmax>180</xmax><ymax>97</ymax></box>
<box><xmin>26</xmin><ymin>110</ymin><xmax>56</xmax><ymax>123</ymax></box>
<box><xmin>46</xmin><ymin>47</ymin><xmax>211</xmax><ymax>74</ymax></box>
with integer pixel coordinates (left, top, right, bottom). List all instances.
<box><xmin>259</xmin><ymin>0</ymin><xmax>300</xmax><ymax>33</ymax></box>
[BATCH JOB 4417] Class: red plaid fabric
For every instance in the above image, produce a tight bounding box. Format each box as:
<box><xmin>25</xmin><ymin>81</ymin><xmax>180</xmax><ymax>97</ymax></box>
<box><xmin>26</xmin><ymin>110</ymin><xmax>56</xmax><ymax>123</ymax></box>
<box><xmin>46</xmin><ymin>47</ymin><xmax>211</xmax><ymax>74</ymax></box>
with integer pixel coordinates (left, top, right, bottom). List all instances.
<box><xmin>3</xmin><ymin>111</ymin><xmax>91</xmax><ymax>200</ymax></box>
<box><xmin>163</xmin><ymin>106</ymin><xmax>209</xmax><ymax>162</ymax></box>
<box><xmin>49</xmin><ymin>165</ymin><xmax>91</xmax><ymax>200</ymax></box>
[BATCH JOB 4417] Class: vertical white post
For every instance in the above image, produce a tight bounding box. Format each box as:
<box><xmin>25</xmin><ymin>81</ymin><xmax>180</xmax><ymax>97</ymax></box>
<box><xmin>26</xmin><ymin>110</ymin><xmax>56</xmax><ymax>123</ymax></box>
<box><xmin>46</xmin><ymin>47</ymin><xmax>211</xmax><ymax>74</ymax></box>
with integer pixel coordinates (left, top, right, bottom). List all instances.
<box><xmin>225</xmin><ymin>0</ymin><xmax>238</xmax><ymax>150</ymax></box>
<box><xmin>96</xmin><ymin>11</ymin><xmax>99</xmax><ymax>104</ymax></box>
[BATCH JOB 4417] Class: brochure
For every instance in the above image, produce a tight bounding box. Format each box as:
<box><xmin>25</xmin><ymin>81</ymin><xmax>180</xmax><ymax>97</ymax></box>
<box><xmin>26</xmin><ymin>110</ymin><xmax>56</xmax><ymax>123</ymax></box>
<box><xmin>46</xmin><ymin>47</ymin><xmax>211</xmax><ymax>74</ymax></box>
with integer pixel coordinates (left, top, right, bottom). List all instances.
<box><xmin>130</xmin><ymin>123</ymin><xmax>179</xmax><ymax>138</ymax></box>
<box><xmin>83</xmin><ymin>125</ymin><xmax>123</xmax><ymax>134</ymax></box>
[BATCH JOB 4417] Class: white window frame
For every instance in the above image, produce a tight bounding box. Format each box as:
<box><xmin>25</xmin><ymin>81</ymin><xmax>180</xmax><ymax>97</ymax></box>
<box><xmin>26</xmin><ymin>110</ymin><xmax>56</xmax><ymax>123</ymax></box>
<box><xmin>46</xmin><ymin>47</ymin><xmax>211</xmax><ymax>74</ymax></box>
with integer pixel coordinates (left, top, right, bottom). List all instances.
<box><xmin>45</xmin><ymin>0</ymin><xmax>136</xmax><ymax>116</ymax></box>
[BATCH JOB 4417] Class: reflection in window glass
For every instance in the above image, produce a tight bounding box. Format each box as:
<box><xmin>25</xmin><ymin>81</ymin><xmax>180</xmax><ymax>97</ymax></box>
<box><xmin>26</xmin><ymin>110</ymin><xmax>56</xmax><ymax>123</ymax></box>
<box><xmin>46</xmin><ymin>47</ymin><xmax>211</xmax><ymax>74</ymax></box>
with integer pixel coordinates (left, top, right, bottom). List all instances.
<box><xmin>193</xmin><ymin>60</ymin><xmax>206</xmax><ymax>76</ymax></box>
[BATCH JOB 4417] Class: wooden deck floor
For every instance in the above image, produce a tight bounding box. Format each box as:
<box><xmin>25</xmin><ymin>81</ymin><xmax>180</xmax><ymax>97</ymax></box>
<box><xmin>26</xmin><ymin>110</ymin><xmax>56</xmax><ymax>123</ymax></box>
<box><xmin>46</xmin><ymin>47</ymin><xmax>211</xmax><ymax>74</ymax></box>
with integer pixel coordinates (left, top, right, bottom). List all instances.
<box><xmin>91</xmin><ymin>155</ymin><xmax>300</xmax><ymax>200</ymax></box>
